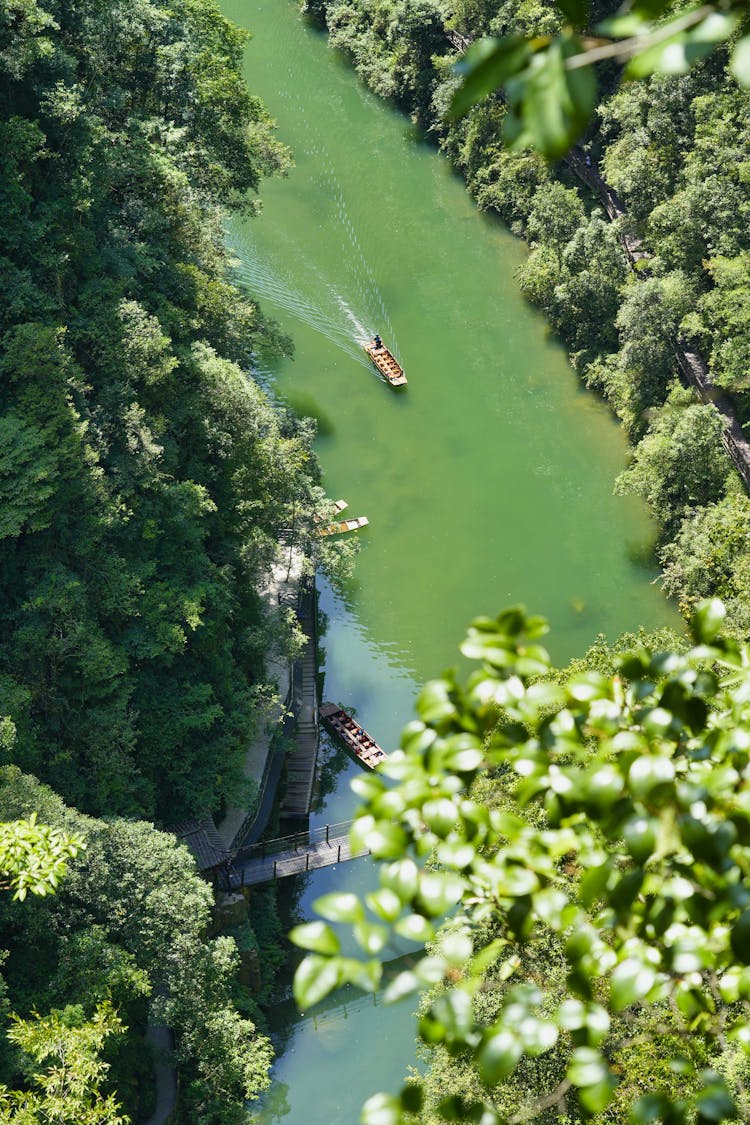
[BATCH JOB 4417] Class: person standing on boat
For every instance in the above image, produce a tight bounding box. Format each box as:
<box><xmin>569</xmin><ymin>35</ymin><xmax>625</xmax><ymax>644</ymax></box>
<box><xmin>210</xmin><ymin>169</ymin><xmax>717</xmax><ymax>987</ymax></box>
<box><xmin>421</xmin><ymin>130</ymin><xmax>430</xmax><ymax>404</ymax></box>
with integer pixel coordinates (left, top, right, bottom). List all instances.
<box><xmin>373</xmin><ymin>333</ymin><xmax>382</xmax><ymax>349</ymax></box>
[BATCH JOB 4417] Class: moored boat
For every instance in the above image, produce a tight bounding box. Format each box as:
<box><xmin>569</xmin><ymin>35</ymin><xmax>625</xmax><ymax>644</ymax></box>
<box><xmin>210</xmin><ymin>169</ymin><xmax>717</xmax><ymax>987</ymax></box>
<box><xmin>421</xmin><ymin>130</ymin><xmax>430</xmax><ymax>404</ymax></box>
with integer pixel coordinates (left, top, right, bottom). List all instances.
<box><xmin>364</xmin><ymin>338</ymin><xmax>407</xmax><ymax>387</ymax></box>
<box><xmin>320</xmin><ymin>703</ymin><xmax>387</xmax><ymax>769</ymax></box>
<box><xmin>317</xmin><ymin>515</ymin><xmax>369</xmax><ymax>537</ymax></box>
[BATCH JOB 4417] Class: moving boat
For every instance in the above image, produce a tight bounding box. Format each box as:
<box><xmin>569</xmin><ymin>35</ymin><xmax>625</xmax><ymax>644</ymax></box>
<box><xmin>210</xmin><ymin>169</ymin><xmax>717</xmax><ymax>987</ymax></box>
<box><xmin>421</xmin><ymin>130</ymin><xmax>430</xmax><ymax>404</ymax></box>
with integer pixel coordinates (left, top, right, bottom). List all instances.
<box><xmin>320</xmin><ymin>703</ymin><xmax>387</xmax><ymax>769</ymax></box>
<box><xmin>364</xmin><ymin>338</ymin><xmax>407</xmax><ymax>387</ymax></box>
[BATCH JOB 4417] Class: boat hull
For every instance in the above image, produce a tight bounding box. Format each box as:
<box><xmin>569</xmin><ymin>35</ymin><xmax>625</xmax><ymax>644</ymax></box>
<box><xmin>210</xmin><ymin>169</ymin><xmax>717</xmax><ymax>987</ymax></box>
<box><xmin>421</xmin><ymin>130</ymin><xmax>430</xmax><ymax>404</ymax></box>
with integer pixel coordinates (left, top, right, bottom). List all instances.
<box><xmin>320</xmin><ymin>703</ymin><xmax>387</xmax><ymax>770</ymax></box>
<box><xmin>364</xmin><ymin>342</ymin><xmax>407</xmax><ymax>387</ymax></box>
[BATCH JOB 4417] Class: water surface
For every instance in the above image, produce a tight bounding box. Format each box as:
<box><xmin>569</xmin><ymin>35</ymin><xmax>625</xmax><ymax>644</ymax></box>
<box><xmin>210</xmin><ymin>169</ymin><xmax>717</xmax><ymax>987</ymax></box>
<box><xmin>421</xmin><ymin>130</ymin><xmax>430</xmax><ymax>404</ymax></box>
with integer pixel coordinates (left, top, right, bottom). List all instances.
<box><xmin>218</xmin><ymin>1</ymin><xmax>680</xmax><ymax>1119</ymax></box>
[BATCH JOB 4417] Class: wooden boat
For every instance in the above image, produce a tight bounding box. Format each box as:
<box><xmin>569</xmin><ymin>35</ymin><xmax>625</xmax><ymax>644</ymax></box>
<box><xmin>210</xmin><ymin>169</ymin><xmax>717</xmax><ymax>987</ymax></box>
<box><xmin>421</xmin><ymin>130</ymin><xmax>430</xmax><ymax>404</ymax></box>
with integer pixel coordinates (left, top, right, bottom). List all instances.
<box><xmin>364</xmin><ymin>339</ymin><xmax>407</xmax><ymax>387</ymax></box>
<box><xmin>317</xmin><ymin>515</ymin><xmax>369</xmax><ymax>537</ymax></box>
<box><xmin>320</xmin><ymin>703</ymin><xmax>387</xmax><ymax>769</ymax></box>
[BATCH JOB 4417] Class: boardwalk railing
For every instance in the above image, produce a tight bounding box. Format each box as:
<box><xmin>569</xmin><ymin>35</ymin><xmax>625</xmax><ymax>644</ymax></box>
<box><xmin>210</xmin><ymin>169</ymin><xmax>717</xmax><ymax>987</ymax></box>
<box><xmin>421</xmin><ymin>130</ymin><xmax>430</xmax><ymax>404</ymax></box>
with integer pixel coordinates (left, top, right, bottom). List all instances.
<box><xmin>225</xmin><ymin>819</ymin><xmax>368</xmax><ymax>888</ymax></box>
<box><xmin>233</xmin><ymin>818</ymin><xmax>355</xmax><ymax>865</ymax></box>
<box><xmin>228</xmin><ymin>678</ymin><xmax>295</xmax><ymax>854</ymax></box>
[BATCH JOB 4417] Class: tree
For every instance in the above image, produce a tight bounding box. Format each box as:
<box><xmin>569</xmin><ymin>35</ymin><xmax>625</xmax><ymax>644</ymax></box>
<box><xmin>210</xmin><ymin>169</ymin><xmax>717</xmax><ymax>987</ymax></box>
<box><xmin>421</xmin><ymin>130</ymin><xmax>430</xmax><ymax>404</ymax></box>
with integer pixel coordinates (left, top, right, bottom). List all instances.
<box><xmin>0</xmin><ymin>768</ymin><xmax>272</xmax><ymax>1122</ymax></box>
<box><xmin>291</xmin><ymin>601</ymin><xmax>750</xmax><ymax>1124</ymax></box>
<box><xmin>615</xmin><ymin>389</ymin><xmax>734</xmax><ymax>538</ymax></box>
<box><xmin>0</xmin><ymin>816</ymin><xmax>84</xmax><ymax>903</ymax></box>
<box><xmin>449</xmin><ymin>0</ymin><xmax>750</xmax><ymax>158</ymax></box>
<box><xmin>0</xmin><ymin>1003</ymin><xmax>126</xmax><ymax>1125</ymax></box>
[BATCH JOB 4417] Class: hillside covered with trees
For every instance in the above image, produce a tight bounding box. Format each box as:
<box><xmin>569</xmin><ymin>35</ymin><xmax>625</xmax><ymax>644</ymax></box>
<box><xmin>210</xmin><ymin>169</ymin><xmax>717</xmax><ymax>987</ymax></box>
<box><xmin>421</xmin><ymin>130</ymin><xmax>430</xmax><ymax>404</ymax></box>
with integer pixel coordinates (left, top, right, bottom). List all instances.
<box><xmin>0</xmin><ymin>0</ymin><xmax>325</xmax><ymax>824</ymax></box>
<box><xmin>0</xmin><ymin>0</ymin><xmax>327</xmax><ymax>1118</ymax></box>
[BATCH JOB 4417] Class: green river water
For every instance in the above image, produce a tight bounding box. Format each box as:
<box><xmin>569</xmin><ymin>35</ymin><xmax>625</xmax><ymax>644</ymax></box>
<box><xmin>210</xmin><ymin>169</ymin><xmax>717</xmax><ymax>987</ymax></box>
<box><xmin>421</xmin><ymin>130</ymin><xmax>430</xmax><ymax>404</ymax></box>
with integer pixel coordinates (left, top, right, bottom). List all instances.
<box><xmin>219</xmin><ymin>1</ymin><xmax>681</xmax><ymax>1119</ymax></box>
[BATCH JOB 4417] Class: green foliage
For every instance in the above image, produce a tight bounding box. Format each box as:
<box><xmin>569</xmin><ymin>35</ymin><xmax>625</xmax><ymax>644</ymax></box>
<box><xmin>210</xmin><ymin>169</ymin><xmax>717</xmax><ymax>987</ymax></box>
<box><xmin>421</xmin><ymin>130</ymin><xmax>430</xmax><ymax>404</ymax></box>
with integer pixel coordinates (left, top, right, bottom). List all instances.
<box><xmin>683</xmin><ymin>252</ymin><xmax>750</xmax><ymax>390</ymax></box>
<box><xmin>0</xmin><ymin>815</ymin><xmax>84</xmax><ymax>902</ymax></box>
<box><xmin>0</xmin><ymin>767</ymin><xmax>271</xmax><ymax>1122</ymax></box>
<box><xmin>661</xmin><ymin>493</ymin><xmax>750</xmax><ymax>634</ymax></box>
<box><xmin>291</xmin><ymin>604</ymin><xmax>750</xmax><ymax>1123</ymax></box>
<box><xmin>615</xmin><ymin>390</ymin><xmax>734</xmax><ymax>538</ymax></box>
<box><xmin>0</xmin><ymin>1003</ymin><xmax>126</xmax><ymax>1124</ymax></box>
<box><xmin>0</xmin><ymin>0</ymin><xmax>322</xmax><ymax>822</ymax></box>
<box><xmin>448</xmin><ymin>0</ymin><xmax>748</xmax><ymax>158</ymax></box>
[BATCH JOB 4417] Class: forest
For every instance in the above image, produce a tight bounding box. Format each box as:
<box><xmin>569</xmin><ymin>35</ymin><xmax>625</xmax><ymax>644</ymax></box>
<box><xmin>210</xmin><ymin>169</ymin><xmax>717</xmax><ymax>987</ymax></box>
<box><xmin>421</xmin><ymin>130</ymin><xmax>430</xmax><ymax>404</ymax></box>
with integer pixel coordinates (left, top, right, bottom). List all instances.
<box><xmin>0</xmin><ymin>0</ymin><xmax>324</xmax><ymax>1118</ymax></box>
<box><xmin>3</xmin><ymin>0</ymin><xmax>750</xmax><ymax>1120</ymax></box>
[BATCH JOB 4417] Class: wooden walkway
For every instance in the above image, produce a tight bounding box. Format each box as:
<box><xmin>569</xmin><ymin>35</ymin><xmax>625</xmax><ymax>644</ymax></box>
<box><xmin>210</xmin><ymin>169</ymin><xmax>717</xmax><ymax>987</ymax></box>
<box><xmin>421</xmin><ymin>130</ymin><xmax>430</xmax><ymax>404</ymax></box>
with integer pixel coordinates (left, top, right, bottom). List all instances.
<box><xmin>280</xmin><ymin>580</ymin><xmax>319</xmax><ymax>818</ymax></box>
<box><xmin>227</xmin><ymin>820</ymin><xmax>368</xmax><ymax>887</ymax></box>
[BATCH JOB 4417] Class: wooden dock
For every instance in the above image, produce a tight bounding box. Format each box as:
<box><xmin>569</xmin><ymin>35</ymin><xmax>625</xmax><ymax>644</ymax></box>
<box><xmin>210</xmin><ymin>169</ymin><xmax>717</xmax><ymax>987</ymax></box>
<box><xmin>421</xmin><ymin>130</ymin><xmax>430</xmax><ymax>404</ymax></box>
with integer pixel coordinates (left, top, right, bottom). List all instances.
<box><xmin>280</xmin><ymin>581</ymin><xmax>319</xmax><ymax>819</ymax></box>
<box><xmin>229</xmin><ymin>833</ymin><xmax>368</xmax><ymax>887</ymax></box>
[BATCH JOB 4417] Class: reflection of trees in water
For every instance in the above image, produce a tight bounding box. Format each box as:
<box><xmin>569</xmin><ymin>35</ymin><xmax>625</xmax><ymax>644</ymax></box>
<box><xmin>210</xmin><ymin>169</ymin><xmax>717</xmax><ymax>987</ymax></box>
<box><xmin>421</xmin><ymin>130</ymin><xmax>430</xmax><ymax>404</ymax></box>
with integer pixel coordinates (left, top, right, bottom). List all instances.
<box><xmin>314</xmin><ymin>728</ymin><xmax>353</xmax><ymax>808</ymax></box>
<box><xmin>248</xmin><ymin>1077</ymin><xmax>292</xmax><ymax>1125</ymax></box>
<box><xmin>263</xmin><ymin>871</ymin><xmax>313</xmax><ymax>1015</ymax></box>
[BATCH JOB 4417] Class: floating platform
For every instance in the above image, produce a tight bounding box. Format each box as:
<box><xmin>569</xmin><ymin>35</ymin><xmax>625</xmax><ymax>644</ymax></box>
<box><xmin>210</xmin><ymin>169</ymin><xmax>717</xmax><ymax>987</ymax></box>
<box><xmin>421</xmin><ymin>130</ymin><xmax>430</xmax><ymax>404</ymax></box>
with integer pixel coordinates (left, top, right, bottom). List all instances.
<box><xmin>320</xmin><ymin>703</ymin><xmax>387</xmax><ymax>770</ymax></box>
<box><xmin>364</xmin><ymin>340</ymin><xmax>407</xmax><ymax>387</ymax></box>
<box><xmin>314</xmin><ymin>499</ymin><xmax>348</xmax><ymax>525</ymax></box>
<box><xmin>317</xmin><ymin>516</ymin><xmax>369</xmax><ymax>537</ymax></box>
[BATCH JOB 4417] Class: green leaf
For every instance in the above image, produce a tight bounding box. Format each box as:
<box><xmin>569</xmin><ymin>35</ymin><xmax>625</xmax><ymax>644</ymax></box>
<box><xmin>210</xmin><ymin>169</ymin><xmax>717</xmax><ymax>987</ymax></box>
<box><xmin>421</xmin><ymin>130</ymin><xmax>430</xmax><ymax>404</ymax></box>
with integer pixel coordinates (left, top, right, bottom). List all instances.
<box><xmin>730</xmin><ymin>910</ymin><xmax>750</xmax><ymax>964</ymax></box>
<box><xmin>340</xmin><ymin>958</ymin><xmax>382</xmax><ymax>992</ymax></box>
<box><xmin>731</xmin><ymin>35</ymin><xmax>750</xmax><ymax>86</ymax></box>
<box><xmin>628</xmin><ymin>755</ymin><xmax>675</xmax><ymax>797</ymax></box>
<box><xmin>695</xmin><ymin>1073</ymin><xmax>736</xmax><ymax>1121</ymax></box>
<box><xmin>450</xmin><ymin>35</ymin><xmax>532</xmax><ymax>119</ymax></box>
<box><xmin>610</xmin><ymin>959</ymin><xmax>657</xmax><ymax>1011</ymax></box>
<box><xmin>366</xmin><ymin>887</ymin><xmax>402</xmax><ymax>923</ymax></box>
<box><xmin>691</xmin><ymin>598</ymin><xmax>726</xmax><ymax>644</ymax></box>
<box><xmin>352</xmin><ymin>819</ymin><xmax>408</xmax><ymax>859</ymax></box>
<box><xmin>622</xmin><ymin>816</ymin><xmax>657</xmax><ymax>864</ymax></box>
<box><xmin>429</xmin><ymin>988</ymin><xmax>474</xmax><ymax>1042</ymax></box>
<box><xmin>579</xmin><ymin>1073</ymin><xmax>617</xmax><ymax>1113</ymax></box>
<box><xmin>418</xmin><ymin>871</ymin><xmax>465</xmax><ymax>916</ymax></box>
<box><xmin>631</xmin><ymin>1094</ymin><xmax>673</xmax><ymax>1123</ymax></box>
<box><xmin>289</xmin><ymin>921</ymin><xmax>341</xmax><ymax>955</ymax></box>
<box><xmin>361</xmin><ymin>1092</ymin><xmax>403</xmax><ymax>1125</ymax></box>
<box><xmin>508</xmin><ymin>33</ymin><xmax>597</xmax><ymax>159</ymax></box>
<box><xmin>399</xmin><ymin>1082</ymin><xmax>423</xmax><ymax>1114</ymax></box>
<box><xmin>441</xmin><ymin>931</ymin><xmax>473</xmax><ymax>966</ymax></box>
<box><xmin>293</xmin><ymin>955</ymin><xmax>341</xmax><ymax>1009</ymax></box>
<box><xmin>625</xmin><ymin>11</ymin><xmax>738</xmax><ymax>79</ymax></box>
<box><xmin>395</xmin><ymin>913</ymin><xmax>435</xmax><ymax>943</ymax></box>
<box><xmin>381</xmin><ymin>858</ymin><xmax>420</xmax><ymax>903</ymax></box>
<box><xmin>568</xmin><ymin>1046</ymin><xmax>610</xmax><ymax>1087</ymax></box>
<box><xmin>416</xmin><ymin>679</ymin><xmax>458</xmax><ymax>726</ymax></box>
<box><xmin>383</xmin><ymin>971</ymin><xmax>421</xmax><ymax>1003</ymax></box>
<box><xmin>478</xmin><ymin>1029</ymin><xmax>522</xmax><ymax>1086</ymax></box>
<box><xmin>354</xmin><ymin>919</ymin><xmax>389</xmax><ymax>955</ymax></box>
<box><xmin>313</xmin><ymin>892</ymin><xmax>364</xmax><ymax>924</ymax></box>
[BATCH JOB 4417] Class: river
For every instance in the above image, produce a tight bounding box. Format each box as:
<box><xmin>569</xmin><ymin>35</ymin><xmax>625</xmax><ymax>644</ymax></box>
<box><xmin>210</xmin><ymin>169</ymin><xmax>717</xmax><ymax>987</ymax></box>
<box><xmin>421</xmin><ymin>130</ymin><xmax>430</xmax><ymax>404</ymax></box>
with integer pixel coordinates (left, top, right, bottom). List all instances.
<box><xmin>219</xmin><ymin>0</ymin><xmax>679</xmax><ymax>1120</ymax></box>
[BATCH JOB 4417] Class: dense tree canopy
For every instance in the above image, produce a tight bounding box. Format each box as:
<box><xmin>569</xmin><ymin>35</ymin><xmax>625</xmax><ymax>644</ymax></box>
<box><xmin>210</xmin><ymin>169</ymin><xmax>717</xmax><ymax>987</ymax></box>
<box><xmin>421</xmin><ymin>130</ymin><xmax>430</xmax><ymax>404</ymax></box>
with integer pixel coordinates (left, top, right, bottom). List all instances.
<box><xmin>0</xmin><ymin>0</ymin><xmax>326</xmax><ymax>823</ymax></box>
<box><xmin>0</xmin><ymin>765</ymin><xmax>272</xmax><ymax>1123</ymax></box>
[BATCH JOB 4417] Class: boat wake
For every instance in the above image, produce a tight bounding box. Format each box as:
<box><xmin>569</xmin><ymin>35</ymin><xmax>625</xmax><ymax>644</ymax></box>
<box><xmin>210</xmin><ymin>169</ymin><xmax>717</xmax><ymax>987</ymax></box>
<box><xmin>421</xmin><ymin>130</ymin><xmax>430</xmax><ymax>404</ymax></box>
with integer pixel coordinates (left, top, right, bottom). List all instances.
<box><xmin>228</xmin><ymin>112</ymin><xmax>400</xmax><ymax>370</ymax></box>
